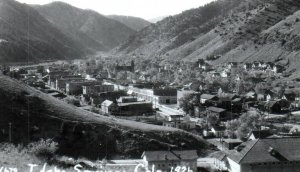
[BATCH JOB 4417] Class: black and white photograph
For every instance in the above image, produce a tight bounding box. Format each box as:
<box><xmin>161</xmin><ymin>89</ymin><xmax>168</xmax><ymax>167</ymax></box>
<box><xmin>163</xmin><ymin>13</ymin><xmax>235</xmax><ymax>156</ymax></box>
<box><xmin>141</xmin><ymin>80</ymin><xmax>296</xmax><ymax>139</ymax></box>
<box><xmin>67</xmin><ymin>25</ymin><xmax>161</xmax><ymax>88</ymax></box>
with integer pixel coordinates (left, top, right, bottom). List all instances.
<box><xmin>1</xmin><ymin>0</ymin><xmax>300</xmax><ymax>171</ymax></box>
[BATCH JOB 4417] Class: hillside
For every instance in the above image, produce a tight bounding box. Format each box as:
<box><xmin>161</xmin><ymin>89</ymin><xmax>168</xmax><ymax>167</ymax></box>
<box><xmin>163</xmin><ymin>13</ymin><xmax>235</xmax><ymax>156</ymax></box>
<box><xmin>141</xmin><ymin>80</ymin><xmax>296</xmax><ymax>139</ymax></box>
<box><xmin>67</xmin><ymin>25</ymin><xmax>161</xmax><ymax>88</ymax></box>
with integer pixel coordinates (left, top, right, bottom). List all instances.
<box><xmin>116</xmin><ymin>0</ymin><xmax>300</xmax><ymax>73</ymax></box>
<box><xmin>108</xmin><ymin>15</ymin><xmax>151</xmax><ymax>31</ymax></box>
<box><xmin>0</xmin><ymin>0</ymin><xmax>87</xmax><ymax>63</ymax></box>
<box><xmin>0</xmin><ymin>74</ymin><xmax>210</xmax><ymax>159</ymax></box>
<box><xmin>116</xmin><ymin>0</ymin><xmax>246</xmax><ymax>57</ymax></box>
<box><xmin>33</xmin><ymin>2</ymin><xmax>136</xmax><ymax>50</ymax></box>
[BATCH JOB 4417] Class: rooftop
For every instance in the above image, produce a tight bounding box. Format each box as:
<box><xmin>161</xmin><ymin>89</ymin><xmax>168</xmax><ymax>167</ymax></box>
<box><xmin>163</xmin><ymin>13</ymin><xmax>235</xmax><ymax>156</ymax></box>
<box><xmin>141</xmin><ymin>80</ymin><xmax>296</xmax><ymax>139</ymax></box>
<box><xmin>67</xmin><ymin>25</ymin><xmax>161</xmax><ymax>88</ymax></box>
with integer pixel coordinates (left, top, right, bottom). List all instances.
<box><xmin>207</xmin><ymin>107</ymin><xmax>226</xmax><ymax>113</ymax></box>
<box><xmin>201</xmin><ymin>94</ymin><xmax>217</xmax><ymax>100</ymax></box>
<box><xmin>228</xmin><ymin>138</ymin><xmax>300</xmax><ymax>164</ymax></box>
<box><xmin>249</xmin><ymin>130</ymin><xmax>273</xmax><ymax>139</ymax></box>
<box><xmin>142</xmin><ymin>150</ymin><xmax>198</xmax><ymax>161</ymax></box>
<box><xmin>118</xmin><ymin>101</ymin><xmax>152</xmax><ymax>106</ymax></box>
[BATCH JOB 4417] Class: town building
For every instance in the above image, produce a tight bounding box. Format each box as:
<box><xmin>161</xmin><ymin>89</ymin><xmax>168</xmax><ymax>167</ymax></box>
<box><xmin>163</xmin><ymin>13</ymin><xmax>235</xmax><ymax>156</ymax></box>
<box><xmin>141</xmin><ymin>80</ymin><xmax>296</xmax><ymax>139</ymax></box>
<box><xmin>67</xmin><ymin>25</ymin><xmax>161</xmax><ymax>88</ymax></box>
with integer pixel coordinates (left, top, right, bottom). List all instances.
<box><xmin>113</xmin><ymin>96</ymin><xmax>153</xmax><ymax>116</ymax></box>
<box><xmin>90</xmin><ymin>91</ymin><xmax>127</xmax><ymax>107</ymax></box>
<box><xmin>163</xmin><ymin>116</ymin><xmax>196</xmax><ymax>131</ymax></box>
<box><xmin>142</xmin><ymin>150</ymin><xmax>198</xmax><ymax>172</ymax></box>
<box><xmin>222</xmin><ymin>139</ymin><xmax>243</xmax><ymax>150</ymax></box>
<box><xmin>153</xmin><ymin>88</ymin><xmax>177</xmax><ymax>104</ymax></box>
<box><xmin>115</xmin><ymin>60</ymin><xmax>135</xmax><ymax>73</ymax></box>
<box><xmin>56</xmin><ymin>76</ymin><xmax>84</xmax><ymax>91</ymax></box>
<box><xmin>248</xmin><ymin>130</ymin><xmax>273</xmax><ymax>140</ymax></box>
<box><xmin>206</xmin><ymin>106</ymin><xmax>227</xmax><ymax>121</ymax></box>
<box><xmin>66</xmin><ymin>81</ymin><xmax>101</xmax><ymax>95</ymax></box>
<box><xmin>83</xmin><ymin>84</ymin><xmax>114</xmax><ymax>95</ymax></box>
<box><xmin>101</xmin><ymin>100</ymin><xmax>116</xmax><ymax>115</ymax></box>
<box><xmin>200</xmin><ymin>94</ymin><xmax>218</xmax><ymax>105</ymax></box>
<box><xmin>208</xmin><ymin>151</ymin><xmax>228</xmax><ymax>171</ymax></box>
<box><xmin>48</xmin><ymin>70</ymin><xmax>72</xmax><ymax>88</ymax></box>
<box><xmin>226</xmin><ymin>138</ymin><xmax>300</xmax><ymax>172</ymax></box>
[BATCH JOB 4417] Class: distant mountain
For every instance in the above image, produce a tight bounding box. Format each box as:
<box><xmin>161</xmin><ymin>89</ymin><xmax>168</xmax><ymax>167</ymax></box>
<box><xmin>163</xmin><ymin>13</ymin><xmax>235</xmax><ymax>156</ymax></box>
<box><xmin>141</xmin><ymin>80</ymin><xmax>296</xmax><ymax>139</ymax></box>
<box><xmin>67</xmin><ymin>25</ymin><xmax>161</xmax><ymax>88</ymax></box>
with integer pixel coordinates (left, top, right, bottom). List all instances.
<box><xmin>108</xmin><ymin>15</ymin><xmax>151</xmax><ymax>31</ymax></box>
<box><xmin>0</xmin><ymin>0</ymin><xmax>87</xmax><ymax>63</ymax></box>
<box><xmin>149</xmin><ymin>16</ymin><xmax>168</xmax><ymax>23</ymax></box>
<box><xmin>116</xmin><ymin>0</ymin><xmax>300</xmax><ymax>75</ymax></box>
<box><xmin>33</xmin><ymin>2</ymin><xmax>136</xmax><ymax>50</ymax></box>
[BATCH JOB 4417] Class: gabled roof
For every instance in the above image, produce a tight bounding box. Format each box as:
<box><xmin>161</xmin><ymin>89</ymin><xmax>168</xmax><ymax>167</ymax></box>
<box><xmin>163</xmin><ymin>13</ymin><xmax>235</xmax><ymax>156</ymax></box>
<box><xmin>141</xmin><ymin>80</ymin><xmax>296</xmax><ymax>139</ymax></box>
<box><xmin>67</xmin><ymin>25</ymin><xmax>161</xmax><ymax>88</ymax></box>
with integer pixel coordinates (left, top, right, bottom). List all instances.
<box><xmin>223</xmin><ymin>139</ymin><xmax>243</xmax><ymax>144</ymax></box>
<box><xmin>245</xmin><ymin>91</ymin><xmax>256</xmax><ymax>97</ymax></box>
<box><xmin>212</xmin><ymin>125</ymin><xmax>226</xmax><ymax>131</ymax></box>
<box><xmin>228</xmin><ymin>138</ymin><xmax>300</xmax><ymax>164</ymax></box>
<box><xmin>249</xmin><ymin>130</ymin><xmax>273</xmax><ymax>139</ymax></box>
<box><xmin>208</xmin><ymin>151</ymin><xmax>226</xmax><ymax>161</ymax></box>
<box><xmin>283</xmin><ymin>93</ymin><xmax>296</xmax><ymax>101</ymax></box>
<box><xmin>219</xmin><ymin>93</ymin><xmax>238</xmax><ymax>100</ymax></box>
<box><xmin>207</xmin><ymin>107</ymin><xmax>226</xmax><ymax>113</ymax></box>
<box><xmin>201</xmin><ymin>94</ymin><xmax>217</xmax><ymax>100</ymax></box>
<box><xmin>266</xmin><ymin>101</ymin><xmax>279</xmax><ymax>108</ymax></box>
<box><xmin>142</xmin><ymin>150</ymin><xmax>198</xmax><ymax>161</ymax></box>
<box><xmin>102</xmin><ymin>100</ymin><xmax>114</xmax><ymax>107</ymax></box>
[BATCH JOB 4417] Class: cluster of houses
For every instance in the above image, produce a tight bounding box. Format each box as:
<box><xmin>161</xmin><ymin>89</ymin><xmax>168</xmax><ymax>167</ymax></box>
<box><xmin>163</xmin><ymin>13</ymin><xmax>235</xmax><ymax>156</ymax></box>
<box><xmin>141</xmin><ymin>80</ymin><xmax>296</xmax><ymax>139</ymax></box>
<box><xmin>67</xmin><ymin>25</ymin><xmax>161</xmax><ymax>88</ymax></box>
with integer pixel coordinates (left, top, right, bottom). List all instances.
<box><xmin>103</xmin><ymin>137</ymin><xmax>300</xmax><ymax>172</ymax></box>
<box><xmin>198</xmin><ymin>87</ymin><xmax>300</xmax><ymax>137</ymax></box>
<box><xmin>6</xmin><ymin>58</ymin><xmax>300</xmax><ymax>172</ymax></box>
<box><xmin>196</xmin><ymin>60</ymin><xmax>285</xmax><ymax>81</ymax></box>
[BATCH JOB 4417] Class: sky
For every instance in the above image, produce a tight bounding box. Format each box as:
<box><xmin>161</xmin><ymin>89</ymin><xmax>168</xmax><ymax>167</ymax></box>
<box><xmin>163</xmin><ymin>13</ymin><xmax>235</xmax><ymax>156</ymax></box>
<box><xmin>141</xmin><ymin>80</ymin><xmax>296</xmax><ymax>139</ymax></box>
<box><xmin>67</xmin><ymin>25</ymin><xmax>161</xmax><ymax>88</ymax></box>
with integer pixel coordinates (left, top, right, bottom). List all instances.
<box><xmin>15</xmin><ymin>0</ymin><xmax>215</xmax><ymax>20</ymax></box>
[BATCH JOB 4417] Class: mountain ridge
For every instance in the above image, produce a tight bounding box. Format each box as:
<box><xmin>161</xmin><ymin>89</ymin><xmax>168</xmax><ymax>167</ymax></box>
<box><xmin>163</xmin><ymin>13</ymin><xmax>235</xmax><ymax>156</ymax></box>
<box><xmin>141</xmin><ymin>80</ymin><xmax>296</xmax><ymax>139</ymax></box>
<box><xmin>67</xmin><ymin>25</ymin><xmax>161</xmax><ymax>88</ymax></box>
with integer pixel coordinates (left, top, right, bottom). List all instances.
<box><xmin>33</xmin><ymin>1</ymin><xmax>136</xmax><ymax>50</ymax></box>
<box><xmin>0</xmin><ymin>0</ymin><xmax>87</xmax><ymax>63</ymax></box>
<box><xmin>107</xmin><ymin>15</ymin><xmax>151</xmax><ymax>31</ymax></box>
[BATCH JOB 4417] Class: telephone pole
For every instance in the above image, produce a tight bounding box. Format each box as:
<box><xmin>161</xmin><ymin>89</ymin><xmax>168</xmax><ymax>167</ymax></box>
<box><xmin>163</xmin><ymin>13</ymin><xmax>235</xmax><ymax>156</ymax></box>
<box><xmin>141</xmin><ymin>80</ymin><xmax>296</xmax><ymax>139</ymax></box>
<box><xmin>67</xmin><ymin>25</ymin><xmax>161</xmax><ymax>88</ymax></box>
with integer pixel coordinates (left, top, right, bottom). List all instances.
<box><xmin>9</xmin><ymin>122</ymin><xmax>12</xmax><ymax>142</ymax></box>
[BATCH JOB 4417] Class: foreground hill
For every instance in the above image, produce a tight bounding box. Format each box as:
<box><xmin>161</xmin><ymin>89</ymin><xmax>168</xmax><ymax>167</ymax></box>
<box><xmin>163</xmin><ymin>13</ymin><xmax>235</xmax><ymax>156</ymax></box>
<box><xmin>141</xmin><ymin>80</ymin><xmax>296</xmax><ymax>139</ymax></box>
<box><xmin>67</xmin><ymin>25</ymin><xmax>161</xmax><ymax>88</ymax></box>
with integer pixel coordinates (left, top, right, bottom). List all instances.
<box><xmin>0</xmin><ymin>0</ymin><xmax>86</xmax><ymax>63</ymax></box>
<box><xmin>0</xmin><ymin>74</ymin><xmax>209</xmax><ymax>159</ymax></box>
<box><xmin>33</xmin><ymin>2</ymin><xmax>136</xmax><ymax>50</ymax></box>
<box><xmin>108</xmin><ymin>15</ymin><xmax>151</xmax><ymax>31</ymax></box>
<box><xmin>116</xmin><ymin>0</ymin><xmax>300</xmax><ymax>74</ymax></box>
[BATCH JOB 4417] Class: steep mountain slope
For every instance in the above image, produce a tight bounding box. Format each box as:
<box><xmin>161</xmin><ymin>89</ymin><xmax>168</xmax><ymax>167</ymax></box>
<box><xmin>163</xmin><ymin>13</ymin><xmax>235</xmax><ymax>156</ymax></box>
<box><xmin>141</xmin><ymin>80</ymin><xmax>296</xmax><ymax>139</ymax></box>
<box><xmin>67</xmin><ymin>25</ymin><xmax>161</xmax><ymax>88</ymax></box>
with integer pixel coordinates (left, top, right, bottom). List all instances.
<box><xmin>0</xmin><ymin>74</ymin><xmax>210</xmax><ymax>159</ymax></box>
<box><xmin>116</xmin><ymin>0</ymin><xmax>300</xmax><ymax>73</ymax></box>
<box><xmin>33</xmin><ymin>2</ymin><xmax>136</xmax><ymax>50</ymax></box>
<box><xmin>108</xmin><ymin>15</ymin><xmax>151</xmax><ymax>31</ymax></box>
<box><xmin>0</xmin><ymin>0</ymin><xmax>87</xmax><ymax>63</ymax></box>
<box><xmin>170</xmin><ymin>0</ymin><xmax>300</xmax><ymax>64</ymax></box>
<box><xmin>117</xmin><ymin>0</ymin><xmax>246</xmax><ymax>57</ymax></box>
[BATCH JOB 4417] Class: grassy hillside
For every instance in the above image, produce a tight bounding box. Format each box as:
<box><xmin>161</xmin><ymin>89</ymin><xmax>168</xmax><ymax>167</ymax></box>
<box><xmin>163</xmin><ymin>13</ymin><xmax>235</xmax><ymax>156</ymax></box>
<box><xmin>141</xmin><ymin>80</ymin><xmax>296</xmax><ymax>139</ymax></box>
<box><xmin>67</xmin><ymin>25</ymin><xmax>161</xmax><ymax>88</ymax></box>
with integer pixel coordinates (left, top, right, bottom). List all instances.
<box><xmin>0</xmin><ymin>74</ymin><xmax>210</xmax><ymax>159</ymax></box>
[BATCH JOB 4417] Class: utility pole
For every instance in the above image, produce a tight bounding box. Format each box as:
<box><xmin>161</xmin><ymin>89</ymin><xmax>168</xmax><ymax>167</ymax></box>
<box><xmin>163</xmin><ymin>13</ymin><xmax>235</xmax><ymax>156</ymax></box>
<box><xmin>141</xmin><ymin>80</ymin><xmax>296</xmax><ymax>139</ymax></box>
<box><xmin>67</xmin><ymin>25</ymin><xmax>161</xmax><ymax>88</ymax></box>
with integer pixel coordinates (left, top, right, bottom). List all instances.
<box><xmin>9</xmin><ymin>122</ymin><xmax>12</xmax><ymax>142</ymax></box>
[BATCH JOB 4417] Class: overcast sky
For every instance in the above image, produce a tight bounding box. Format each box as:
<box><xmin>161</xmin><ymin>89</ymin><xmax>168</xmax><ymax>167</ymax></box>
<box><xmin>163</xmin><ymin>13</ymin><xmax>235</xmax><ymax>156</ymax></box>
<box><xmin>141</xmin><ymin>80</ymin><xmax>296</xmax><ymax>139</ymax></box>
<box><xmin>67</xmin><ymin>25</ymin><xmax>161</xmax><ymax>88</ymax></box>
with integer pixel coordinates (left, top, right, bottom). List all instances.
<box><xmin>16</xmin><ymin>0</ymin><xmax>215</xmax><ymax>20</ymax></box>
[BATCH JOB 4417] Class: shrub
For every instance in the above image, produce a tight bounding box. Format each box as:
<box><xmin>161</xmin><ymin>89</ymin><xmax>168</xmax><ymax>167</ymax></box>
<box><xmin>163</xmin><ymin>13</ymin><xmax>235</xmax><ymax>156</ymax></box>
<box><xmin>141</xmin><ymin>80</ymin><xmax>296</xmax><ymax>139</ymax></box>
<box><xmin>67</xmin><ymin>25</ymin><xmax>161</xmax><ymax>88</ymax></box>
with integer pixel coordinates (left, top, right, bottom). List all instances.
<box><xmin>27</xmin><ymin>139</ymin><xmax>58</xmax><ymax>158</ymax></box>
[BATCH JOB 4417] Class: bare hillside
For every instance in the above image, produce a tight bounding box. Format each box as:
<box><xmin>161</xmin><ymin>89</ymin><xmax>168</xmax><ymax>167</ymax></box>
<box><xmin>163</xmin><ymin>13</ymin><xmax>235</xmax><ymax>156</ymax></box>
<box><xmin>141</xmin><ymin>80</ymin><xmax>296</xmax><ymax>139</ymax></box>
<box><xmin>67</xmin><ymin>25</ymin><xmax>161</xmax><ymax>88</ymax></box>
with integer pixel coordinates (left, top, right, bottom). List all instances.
<box><xmin>116</xmin><ymin>0</ymin><xmax>300</xmax><ymax>74</ymax></box>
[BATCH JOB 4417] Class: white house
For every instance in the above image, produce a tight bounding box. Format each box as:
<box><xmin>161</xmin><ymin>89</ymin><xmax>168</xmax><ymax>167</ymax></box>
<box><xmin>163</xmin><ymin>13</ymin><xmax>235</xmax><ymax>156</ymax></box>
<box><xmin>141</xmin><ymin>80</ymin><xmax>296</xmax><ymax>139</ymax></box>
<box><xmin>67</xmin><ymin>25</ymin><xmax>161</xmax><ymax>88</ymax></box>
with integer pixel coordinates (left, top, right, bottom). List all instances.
<box><xmin>101</xmin><ymin>100</ymin><xmax>115</xmax><ymax>115</ymax></box>
<box><xmin>142</xmin><ymin>150</ymin><xmax>198</xmax><ymax>172</ymax></box>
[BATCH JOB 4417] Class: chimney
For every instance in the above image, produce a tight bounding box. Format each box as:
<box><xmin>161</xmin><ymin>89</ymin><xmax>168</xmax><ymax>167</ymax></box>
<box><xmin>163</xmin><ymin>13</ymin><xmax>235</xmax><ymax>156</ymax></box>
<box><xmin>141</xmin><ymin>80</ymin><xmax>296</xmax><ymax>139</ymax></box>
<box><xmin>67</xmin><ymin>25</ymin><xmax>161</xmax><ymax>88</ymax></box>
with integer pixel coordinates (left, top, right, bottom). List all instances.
<box><xmin>268</xmin><ymin>147</ymin><xmax>288</xmax><ymax>161</ymax></box>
